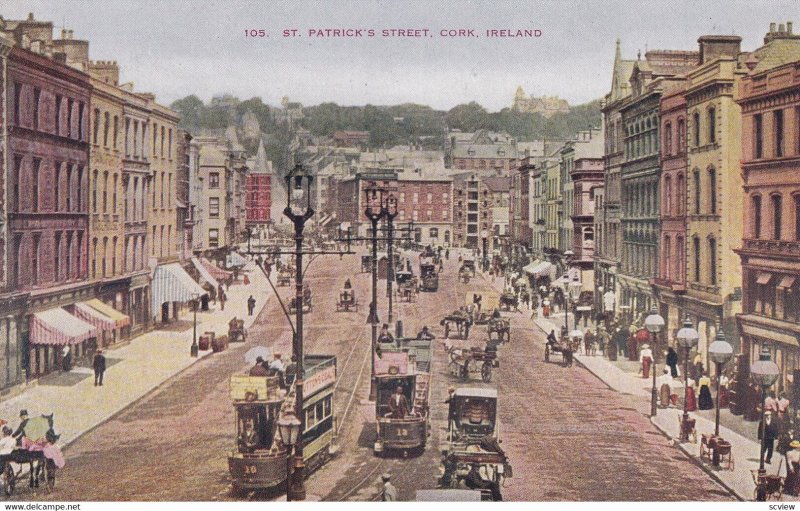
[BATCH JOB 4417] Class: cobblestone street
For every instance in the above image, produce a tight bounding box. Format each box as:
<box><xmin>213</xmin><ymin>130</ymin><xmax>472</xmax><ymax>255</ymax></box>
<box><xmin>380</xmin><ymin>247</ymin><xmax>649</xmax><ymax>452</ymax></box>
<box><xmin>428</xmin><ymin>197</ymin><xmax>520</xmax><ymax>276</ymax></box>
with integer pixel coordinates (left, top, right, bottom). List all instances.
<box><xmin>30</xmin><ymin>254</ymin><xmax>734</xmax><ymax>501</ymax></box>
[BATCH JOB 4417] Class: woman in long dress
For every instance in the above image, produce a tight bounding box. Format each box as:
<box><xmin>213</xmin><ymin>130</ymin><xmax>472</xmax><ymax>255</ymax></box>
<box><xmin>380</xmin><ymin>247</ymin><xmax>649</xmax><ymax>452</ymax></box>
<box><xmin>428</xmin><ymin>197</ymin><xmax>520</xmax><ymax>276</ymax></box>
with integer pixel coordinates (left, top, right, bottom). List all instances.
<box><xmin>698</xmin><ymin>373</ymin><xmax>714</xmax><ymax>410</ymax></box>
<box><xmin>685</xmin><ymin>377</ymin><xmax>698</xmax><ymax>412</ymax></box>
<box><xmin>785</xmin><ymin>441</ymin><xmax>800</xmax><ymax>496</ymax></box>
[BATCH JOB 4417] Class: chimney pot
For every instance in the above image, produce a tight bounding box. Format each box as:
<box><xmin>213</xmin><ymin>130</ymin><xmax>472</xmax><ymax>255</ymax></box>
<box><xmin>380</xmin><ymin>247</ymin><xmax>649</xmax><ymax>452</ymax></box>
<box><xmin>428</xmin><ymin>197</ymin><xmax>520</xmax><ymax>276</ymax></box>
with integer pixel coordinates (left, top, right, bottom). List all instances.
<box><xmin>788</xmin><ymin>21</ymin><xmax>794</xmax><ymax>34</ymax></box>
<box><xmin>771</xmin><ymin>22</ymin><xmax>777</xmax><ymax>32</ymax></box>
<box><xmin>61</xmin><ymin>29</ymin><xmax>67</xmax><ymax>39</ymax></box>
<box><xmin>780</xmin><ymin>23</ymin><xmax>786</xmax><ymax>33</ymax></box>
<box><xmin>27</xmin><ymin>13</ymin><xmax>34</xmax><ymax>21</ymax></box>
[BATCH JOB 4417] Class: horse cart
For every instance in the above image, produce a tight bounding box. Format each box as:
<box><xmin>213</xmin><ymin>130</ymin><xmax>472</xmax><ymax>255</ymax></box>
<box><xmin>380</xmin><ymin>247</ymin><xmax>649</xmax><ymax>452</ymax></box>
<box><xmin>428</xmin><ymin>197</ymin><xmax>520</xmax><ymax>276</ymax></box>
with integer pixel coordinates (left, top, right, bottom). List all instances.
<box><xmin>361</xmin><ymin>255</ymin><xmax>372</xmax><ymax>273</ymax></box>
<box><xmin>289</xmin><ymin>294</ymin><xmax>312</xmax><ymax>313</ymax></box>
<box><xmin>1</xmin><ymin>415</ymin><xmax>61</xmax><ymax>496</ymax></box>
<box><xmin>439</xmin><ymin>388</ymin><xmax>511</xmax><ymax>501</ymax></box>
<box><xmin>228</xmin><ymin>318</ymin><xmax>247</xmax><ymax>343</ymax></box>
<box><xmin>446</xmin><ymin>346</ymin><xmax>497</xmax><ymax>383</ymax></box>
<box><xmin>336</xmin><ymin>289</ymin><xmax>358</xmax><ymax>312</ymax></box>
<box><xmin>458</xmin><ymin>267</ymin><xmax>472</xmax><ymax>284</ymax></box>
<box><xmin>276</xmin><ymin>269</ymin><xmax>292</xmax><ymax>287</ymax></box>
<box><xmin>398</xmin><ymin>278</ymin><xmax>418</xmax><ymax>303</ymax></box>
<box><xmin>440</xmin><ymin>311</ymin><xmax>472</xmax><ymax>340</ymax></box>
<box><xmin>498</xmin><ymin>292</ymin><xmax>518</xmax><ymax>312</ymax></box>
<box><xmin>487</xmin><ymin>317</ymin><xmax>510</xmax><ymax>343</ymax></box>
<box><xmin>544</xmin><ymin>340</ymin><xmax>572</xmax><ymax>366</ymax></box>
<box><xmin>420</xmin><ymin>264</ymin><xmax>439</xmax><ymax>292</ymax></box>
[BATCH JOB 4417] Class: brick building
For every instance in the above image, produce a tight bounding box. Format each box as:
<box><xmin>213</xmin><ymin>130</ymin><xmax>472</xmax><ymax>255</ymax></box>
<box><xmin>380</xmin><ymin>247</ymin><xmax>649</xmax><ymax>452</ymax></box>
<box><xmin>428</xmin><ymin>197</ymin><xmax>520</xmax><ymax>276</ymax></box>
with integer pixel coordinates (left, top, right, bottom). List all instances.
<box><xmin>245</xmin><ymin>139</ymin><xmax>272</xmax><ymax>229</ymax></box>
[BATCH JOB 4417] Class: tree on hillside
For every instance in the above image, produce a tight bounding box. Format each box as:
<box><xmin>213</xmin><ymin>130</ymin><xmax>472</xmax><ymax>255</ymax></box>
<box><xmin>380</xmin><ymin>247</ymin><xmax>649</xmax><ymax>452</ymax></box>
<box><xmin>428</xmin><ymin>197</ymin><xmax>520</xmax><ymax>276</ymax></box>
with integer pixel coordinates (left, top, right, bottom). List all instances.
<box><xmin>446</xmin><ymin>102</ymin><xmax>491</xmax><ymax>132</ymax></box>
<box><xmin>170</xmin><ymin>95</ymin><xmax>204</xmax><ymax>131</ymax></box>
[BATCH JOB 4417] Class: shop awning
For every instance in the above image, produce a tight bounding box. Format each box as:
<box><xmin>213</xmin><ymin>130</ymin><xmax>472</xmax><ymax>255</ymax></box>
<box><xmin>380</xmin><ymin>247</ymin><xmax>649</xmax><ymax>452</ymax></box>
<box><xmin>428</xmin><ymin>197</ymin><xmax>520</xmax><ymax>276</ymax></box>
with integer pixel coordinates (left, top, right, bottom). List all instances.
<box><xmin>30</xmin><ymin>308</ymin><xmax>97</xmax><ymax>346</ymax></box>
<box><xmin>757</xmin><ymin>272</ymin><xmax>773</xmax><ymax>285</ymax></box>
<box><xmin>191</xmin><ymin>257</ymin><xmax>220</xmax><ymax>289</ymax></box>
<box><xmin>200</xmin><ymin>258</ymin><xmax>232</xmax><ymax>281</ymax></box>
<box><xmin>525</xmin><ymin>261</ymin><xmax>554</xmax><ymax>278</ymax></box>
<box><xmin>151</xmin><ymin>263</ymin><xmax>207</xmax><ymax>312</ymax></box>
<box><xmin>778</xmin><ymin>276</ymin><xmax>797</xmax><ymax>289</ymax></box>
<box><xmin>741</xmin><ymin>323</ymin><xmax>799</xmax><ymax>347</ymax></box>
<box><xmin>85</xmin><ymin>299</ymin><xmax>130</xmax><ymax>328</ymax></box>
<box><xmin>73</xmin><ymin>302</ymin><xmax>116</xmax><ymax>331</ymax></box>
<box><xmin>226</xmin><ymin>251</ymin><xmax>248</xmax><ymax>268</ymax></box>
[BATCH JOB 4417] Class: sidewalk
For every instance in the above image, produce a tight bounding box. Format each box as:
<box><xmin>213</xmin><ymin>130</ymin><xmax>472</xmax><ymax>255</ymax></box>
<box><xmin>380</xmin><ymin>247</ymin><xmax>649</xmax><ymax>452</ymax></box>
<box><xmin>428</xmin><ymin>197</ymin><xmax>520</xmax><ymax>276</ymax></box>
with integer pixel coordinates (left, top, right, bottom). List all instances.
<box><xmin>1</xmin><ymin>260</ymin><xmax>272</xmax><ymax>451</ymax></box>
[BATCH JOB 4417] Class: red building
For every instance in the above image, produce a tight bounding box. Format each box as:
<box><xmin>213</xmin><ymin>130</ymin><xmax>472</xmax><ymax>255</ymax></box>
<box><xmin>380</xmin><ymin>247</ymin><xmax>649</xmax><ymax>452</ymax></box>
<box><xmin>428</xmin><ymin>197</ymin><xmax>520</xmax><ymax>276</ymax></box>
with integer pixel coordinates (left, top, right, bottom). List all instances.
<box><xmin>653</xmin><ymin>82</ymin><xmax>689</xmax><ymax>321</ymax></box>
<box><xmin>245</xmin><ymin>173</ymin><xmax>271</xmax><ymax>226</ymax></box>
<box><xmin>6</xmin><ymin>43</ymin><xmax>93</xmax><ymax>378</ymax></box>
<box><xmin>735</xmin><ymin>23</ymin><xmax>800</xmax><ymax>392</ymax></box>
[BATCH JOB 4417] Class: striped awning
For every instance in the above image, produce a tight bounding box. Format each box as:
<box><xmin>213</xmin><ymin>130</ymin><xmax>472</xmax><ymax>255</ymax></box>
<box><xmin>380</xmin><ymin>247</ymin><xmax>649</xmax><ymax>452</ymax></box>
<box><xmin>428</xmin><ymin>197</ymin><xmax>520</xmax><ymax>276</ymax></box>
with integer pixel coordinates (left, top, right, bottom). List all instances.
<box><xmin>226</xmin><ymin>251</ymin><xmax>248</xmax><ymax>267</ymax></box>
<box><xmin>151</xmin><ymin>263</ymin><xmax>207</xmax><ymax>312</ymax></box>
<box><xmin>191</xmin><ymin>257</ymin><xmax>220</xmax><ymax>289</ymax></box>
<box><xmin>73</xmin><ymin>302</ymin><xmax>116</xmax><ymax>331</ymax></box>
<box><xmin>31</xmin><ymin>308</ymin><xmax>97</xmax><ymax>346</ymax></box>
<box><xmin>200</xmin><ymin>258</ymin><xmax>232</xmax><ymax>281</ymax></box>
<box><xmin>85</xmin><ymin>298</ymin><xmax>130</xmax><ymax>328</ymax></box>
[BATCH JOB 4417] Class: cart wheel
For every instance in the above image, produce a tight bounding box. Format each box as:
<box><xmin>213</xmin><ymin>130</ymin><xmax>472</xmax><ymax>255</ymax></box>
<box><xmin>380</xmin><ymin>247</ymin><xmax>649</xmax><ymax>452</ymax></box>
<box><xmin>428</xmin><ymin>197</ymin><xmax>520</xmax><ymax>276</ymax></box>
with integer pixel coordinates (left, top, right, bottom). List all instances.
<box><xmin>481</xmin><ymin>362</ymin><xmax>492</xmax><ymax>383</ymax></box>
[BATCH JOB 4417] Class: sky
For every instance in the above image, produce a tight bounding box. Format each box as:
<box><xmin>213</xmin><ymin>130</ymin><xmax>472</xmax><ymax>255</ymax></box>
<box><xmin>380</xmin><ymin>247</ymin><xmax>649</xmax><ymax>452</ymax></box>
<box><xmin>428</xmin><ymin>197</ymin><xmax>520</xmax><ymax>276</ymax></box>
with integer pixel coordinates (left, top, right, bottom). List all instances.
<box><xmin>5</xmin><ymin>0</ymin><xmax>799</xmax><ymax>111</ymax></box>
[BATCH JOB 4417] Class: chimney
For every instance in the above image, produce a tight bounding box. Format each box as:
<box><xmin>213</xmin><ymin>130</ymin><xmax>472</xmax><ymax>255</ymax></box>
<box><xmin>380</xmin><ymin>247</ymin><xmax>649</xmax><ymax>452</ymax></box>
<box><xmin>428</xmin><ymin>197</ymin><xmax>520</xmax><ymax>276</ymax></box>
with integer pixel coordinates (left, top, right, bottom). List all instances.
<box><xmin>788</xmin><ymin>21</ymin><xmax>793</xmax><ymax>34</ymax></box>
<box><xmin>770</xmin><ymin>22</ymin><xmax>777</xmax><ymax>33</ymax></box>
<box><xmin>27</xmin><ymin>13</ymin><xmax>34</xmax><ymax>21</ymax></box>
<box><xmin>697</xmin><ymin>35</ymin><xmax>742</xmax><ymax>64</ymax></box>
<box><xmin>780</xmin><ymin>23</ymin><xmax>786</xmax><ymax>33</ymax></box>
<box><xmin>61</xmin><ymin>29</ymin><xmax>67</xmax><ymax>39</ymax></box>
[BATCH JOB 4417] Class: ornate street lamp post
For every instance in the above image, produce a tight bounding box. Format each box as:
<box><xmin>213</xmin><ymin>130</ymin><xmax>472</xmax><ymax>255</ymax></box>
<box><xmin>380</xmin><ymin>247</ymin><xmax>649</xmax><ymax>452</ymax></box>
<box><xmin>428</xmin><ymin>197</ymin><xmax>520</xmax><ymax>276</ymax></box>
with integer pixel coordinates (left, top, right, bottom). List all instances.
<box><xmin>384</xmin><ymin>193</ymin><xmax>398</xmax><ymax>325</ymax></box>
<box><xmin>751</xmin><ymin>345</ymin><xmax>780</xmax><ymax>500</ymax></box>
<box><xmin>277</xmin><ymin>411</ymin><xmax>301</xmax><ymax>501</ymax></box>
<box><xmin>644</xmin><ymin>307</ymin><xmax>665</xmax><ymax>417</ymax></box>
<box><xmin>676</xmin><ymin>317</ymin><xmax>699</xmax><ymax>442</ymax></box>
<box><xmin>708</xmin><ymin>330</ymin><xmax>733</xmax><ymax>466</ymax></box>
<box><xmin>190</xmin><ymin>292</ymin><xmax>201</xmax><ymax>357</ymax></box>
<box><xmin>364</xmin><ymin>182</ymin><xmax>386</xmax><ymax>400</ymax></box>
<box><xmin>283</xmin><ymin>164</ymin><xmax>314</xmax><ymax>501</ymax></box>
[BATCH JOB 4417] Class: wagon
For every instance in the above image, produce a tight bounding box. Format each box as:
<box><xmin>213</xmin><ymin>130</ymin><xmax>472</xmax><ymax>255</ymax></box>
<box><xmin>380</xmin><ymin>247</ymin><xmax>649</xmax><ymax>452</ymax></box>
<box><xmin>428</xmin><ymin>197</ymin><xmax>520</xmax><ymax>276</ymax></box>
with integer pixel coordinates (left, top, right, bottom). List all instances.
<box><xmin>228</xmin><ymin>318</ymin><xmax>247</xmax><ymax>343</ymax></box>
<box><xmin>446</xmin><ymin>346</ymin><xmax>497</xmax><ymax>383</ymax></box>
<box><xmin>487</xmin><ymin>317</ymin><xmax>510</xmax><ymax>343</ymax></box>
<box><xmin>288</xmin><ymin>295</ymin><xmax>312</xmax><ymax>313</ymax></box>
<box><xmin>276</xmin><ymin>269</ymin><xmax>292</xmax><ymax>287</ymax></box>
<box><xmin>544</xmin><ymin>340</ymin><xmax>572</xmax><ymax>366</ymax></box>
<box><xmin>361</xmin><ymin>255</ymin><xmax>372</xmax><ymax>273</ymax></box>
<box><xmin>335</xmin><ymin>290</ymin><xmax>359</xmax><ymax>312</ymax></box>
<box><xmin>498</xmin><ymin>292</ymin><xmax>518</xmax><ymax>312</ymax></box>
<box><xmin>440</xmin><ymin>311</ymin><xmax>472</xmax><ymax>340</ymax></box>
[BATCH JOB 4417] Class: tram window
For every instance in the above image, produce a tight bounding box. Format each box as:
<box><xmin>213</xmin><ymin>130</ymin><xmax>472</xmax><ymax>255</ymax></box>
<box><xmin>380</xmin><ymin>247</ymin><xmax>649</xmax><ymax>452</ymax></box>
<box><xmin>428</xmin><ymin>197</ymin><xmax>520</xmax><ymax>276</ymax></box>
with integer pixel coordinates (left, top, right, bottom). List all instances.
<box><xmin>316</xmin><ymin>402</ymin><xmax>324</xmax><ymax>422</ymax></box>
<box><xmin>324</xmin><ymin>396</ymin><xmax>332</xmax><ymax>418</ymax></box>
<box><xmin>306</xmin><ymin>407</ymin><xmax>317</xmax><ymax>429</ymax></box>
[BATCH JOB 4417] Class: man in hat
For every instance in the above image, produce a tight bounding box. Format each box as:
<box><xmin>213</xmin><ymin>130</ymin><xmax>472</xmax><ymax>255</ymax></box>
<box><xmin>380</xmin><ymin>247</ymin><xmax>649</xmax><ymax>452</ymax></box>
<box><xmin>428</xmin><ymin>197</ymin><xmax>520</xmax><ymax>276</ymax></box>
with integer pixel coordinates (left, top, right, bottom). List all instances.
<box><xmin>381</xmin><ymin>473</ymin><xmax>398</xmax><ymax>501</ymax></box>
<box><xmin>249</xmin><ymin>356</ymin><xmax>269</xmax><ymax>376</ymax></box>
<box><xmin>378</xmin><ymin>324</ymin><xmax>394</xmax><ymax>344</ymax></box>
<box><xmin>387</xmin><ymin>386</ymin><xmax>408</xmax><ymax>419</ymax></box>
<box><xmin>12</xmin><ymin>410</ymin><xmax>29</xmax><ymax>446</ymax></box>
<box><xmin>759</xmin><ymin>410</ymin><xmax>779</xmax><ymax>464</ymax></box>
<box><xmin>247</xmin><ymin>295</ymin><xmax>256</xmax><ymax>316</ymax></box>
<box><xmin>268</xmin><ymin>354</ymin><xmax>287</xmax><ymax>389</ymax></box>
<box><xmin>464</xmin><ymin>463</ymin><xmax>502</xmax><ymax>501</ymax></box>
<box><xmin>93</xmin><ymin>350</ymin><xmax>107</xmax><ymax>386</ymax></box>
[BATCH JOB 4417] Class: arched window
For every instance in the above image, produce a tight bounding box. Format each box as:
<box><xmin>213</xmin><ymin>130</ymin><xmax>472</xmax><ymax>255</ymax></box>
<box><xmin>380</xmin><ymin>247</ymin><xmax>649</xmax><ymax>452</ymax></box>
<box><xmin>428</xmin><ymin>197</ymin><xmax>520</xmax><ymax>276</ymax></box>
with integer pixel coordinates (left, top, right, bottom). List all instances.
<box><xmin>676</xmin><ymin>173</ymin><xmax>684</xmax><ymax>215</ymax></box>
<box><xmin>663</xmin><ymin>235</ymin><xmax>671</xmax><ymax>280</ymax></box>
<box><xmin>676</xmin><ymin>236</ymin><xmax>684</xmax><ymax>281</ymax></box>
<box><xmin>664</xmin><ymin>175</ymin><xmax>673</xmax><ymax>215</ymax></box>
<box><xmin>708</xmin><ymin>237</ymin><xmax>717</xmax><ymax>285</ymax></box>
<box><xmin>103</xmin><ymin>112</ymin><xmax>110</xmax><ymax>146</ymax></box>
<box><xmin>795</xmin><ymin>194</ymin><xmax>800</xmax><ymax>241</ymax></box>
<box><xmin>753</xmin><ymin>195</ymin><xmax>762</xmax><ymax>238</ymax></box>
<box><xmin>772</xmin><ymin>194</ymin><xmax>783</xmax><ymax>240</ymax></box>
<box><xmin>677</xmin><ymin>118</ymin><xmax>686</xmax><ymax>153</ymax></box>
<box><xmin>708</xmin><ymin>107</ymin><xmax>716</xmax><ymax>144</ymax></box>
<box><xmin>693</xmin><ymin>236</ymin><xmax>701</xmax><ymax>282</ymax></box>
<box><xmin>693</xmin><ymin>170</ymin><xmax>701</xmax><ymax>214</ymax></box>
<box><xmin>664</xmin><ymin>122</ymin><xmax>672</xmax><ymax>156</ymax></box>
<box><xmin>708</xmin><ymin>168</ymin><xmax>717</xmax><ymax>214</ymax></box>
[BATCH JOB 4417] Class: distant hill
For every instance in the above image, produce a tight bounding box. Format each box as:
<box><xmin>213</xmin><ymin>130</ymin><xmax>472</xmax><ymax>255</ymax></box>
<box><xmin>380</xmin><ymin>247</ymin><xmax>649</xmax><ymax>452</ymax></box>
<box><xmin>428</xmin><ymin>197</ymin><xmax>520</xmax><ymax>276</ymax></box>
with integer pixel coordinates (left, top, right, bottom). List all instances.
<box><xmin>170</xmin><ymin>95</ymin><xmax>602</xmax><ymax>150</ymax></box>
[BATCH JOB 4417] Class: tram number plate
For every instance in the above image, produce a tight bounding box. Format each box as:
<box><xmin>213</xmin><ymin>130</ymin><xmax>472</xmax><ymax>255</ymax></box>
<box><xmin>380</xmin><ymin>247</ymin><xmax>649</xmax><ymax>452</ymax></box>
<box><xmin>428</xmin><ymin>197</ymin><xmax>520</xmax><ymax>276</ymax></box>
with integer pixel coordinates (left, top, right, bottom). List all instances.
<box><xmin>244</xmin><ymin>465</ymin><xmax>257</xmax><ymax>475</ymax></box>
<box><xmin>396</xmin><ymin>428</ymin><xmax>408</xmax><ymax>437</ymax></box>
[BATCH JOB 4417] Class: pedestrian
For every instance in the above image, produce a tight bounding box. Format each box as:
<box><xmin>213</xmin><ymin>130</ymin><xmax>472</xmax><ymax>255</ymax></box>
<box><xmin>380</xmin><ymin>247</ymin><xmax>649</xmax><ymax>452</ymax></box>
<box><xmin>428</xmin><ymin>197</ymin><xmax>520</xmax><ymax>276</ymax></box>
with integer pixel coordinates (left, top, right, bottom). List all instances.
<box><xmin>247</xmin><ymin>295</ymin><xmax>256</xmax><ymax>316</ymax></box>
<box><xmin>657</xmin><ymin>369</ymin><xmax>673</xmax><ymax>408</ymax></box>
<box><xmin>785</xmin><ymin>440</ymin><xmax>800</xmax><ymax>496</ymax></box>
<box><xmin>759</xmin><ymin>410</ymin><xmax>779</xmax><ymax>464</ymax></box>
<box><xmin>666</xmin><ymin>347</ymin><xmax>679</xmax><ymax>378</ymax></box>
<box><xmin>765</xmin><ymin>391</ymin><xmax>779</xmax><ymax>414</ymax></box>
<box><xmin>93</xmin><ymin>350</ymin><xmax>106</xmax><ymax>386</ymax></box>
<box><xmin>698</xmin><ymin>372</ymin><xmax>713</xmax><ymax>410</ymax></box>
<box><xmin>61</xmin><ymin>346</ymin><xmax>72</xmax><ymax>372</ymax></box>
<box><xmin>639</xmin><ymin>343</ymin><xmax>653</xmax><ymax>379</ymax></box>
<box><xmin>381</xmin><ymin>473</ymin><xmax>398</xmax><ymax>501</ymax></box>
<box><xmin>220</xmin><ymin>291</ymin><xmax>226</xmax><ymax>311</ymax></box>
<box><xmin>692</xmin><ymin>352</ymin><xmax>704</xmax><ymax>382</ymax></box>
<box><xmin>445</xmin><ymin>249</ymin><xmax>449</xmax><ymax>260</ymax></box>
<box><xmin>779</xmin><ymin>393</ymin><xmax>791</xmax><ymax>419</ymax></box>
<box><xmin>584</xmin><ymin>328</ymin><xmax>595</xmax><ymax>356</ymax></box>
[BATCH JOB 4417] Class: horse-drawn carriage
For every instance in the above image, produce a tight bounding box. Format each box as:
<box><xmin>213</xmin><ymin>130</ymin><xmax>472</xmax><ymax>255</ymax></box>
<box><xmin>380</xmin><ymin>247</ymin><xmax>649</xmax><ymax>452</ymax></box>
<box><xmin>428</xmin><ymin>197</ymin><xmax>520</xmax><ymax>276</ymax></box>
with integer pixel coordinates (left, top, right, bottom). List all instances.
<box><xmin>276</xmin><ymin>268</ymin><xmax>292</xmax><ymax>287</ymax></box>
<box><xmin>1</xmin><ymin>415</ymin><xmax>62</xmax><ymax>496</ymax></box>
<box><xmin>228</xmin><ymin>318</ymin><xmax>247</xmax><ymax>343</ymax></box>
<box><xmin>544</xmin><ymin>339</ymin><xmax>572</xmax><ymax>366</ymax></box>
<box><xmin>361</xmin><ymin>255</ymin><xmax>372</xmax><ymax>273</ymax></box>
<box><xmin>335</xmin><ymin>289</ymin><xmax>358</xmax><ymax>312</ymax></box>
<box><xmin>487</xmin><ymin>317</ymin><xmax>510</xmax><ymax>343</ymax></box>
<box><xmin>498</xmin><ymin>292</ymin><xmax>518</xmax><ymax>312</ymax></box>
<box><xmin>440</xmin><ymin>310</ymin><xmax>473</xmax><ymax>339</ymax></box>
<box><xmin>446</xmin><ymin>344</ymin><xmax>497</xmax><ymax>383</ymax></box>
<box><xmin>288</xmin><ymin>291</ymin><xmax>312</xmax><ymax>313</ymax></box>
<box><xmin>420</xmin><ymin>264</ymin><xmax>439</xmax><ymax>292</ymax></box>
<box><xmin>397</xmin><ymin>277</ymin><xmax>418</xmax><ymax>303</ymax></box>
<box><xmin>439</xmin><ymin>388</ymin><xmax>511</xmax><ymax>501</ymax></box>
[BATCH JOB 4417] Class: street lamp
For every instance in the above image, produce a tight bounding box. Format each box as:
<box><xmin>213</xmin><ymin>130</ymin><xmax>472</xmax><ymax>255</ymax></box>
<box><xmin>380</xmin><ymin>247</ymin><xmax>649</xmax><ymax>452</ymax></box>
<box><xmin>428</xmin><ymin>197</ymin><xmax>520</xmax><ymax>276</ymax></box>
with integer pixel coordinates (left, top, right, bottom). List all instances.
<box><xmin>481</xmin><ymin>230</ymin><xmax>489</xmax><ymax>272</ymax></box>
<box><xmin>751</xmin><ymin>345</ymin><xmax>780</xmax><ymax>486</ymax></box>
<box><xmin>568</xmin><ymin>276</ymin><xmax>583</xmax><ymax>331</ymax></box>
<box><xmin>644</xmin><ymin>307</ymin><xmax>665</xmax><ymax>417</ymax></box>
<box><xmin>384</xmin><ymin>193</ymin><xmax>399</xmax><ymax>326</ymax></box>
<box><xmin>190</xmin><ymin>292</ymin><xmax>201</xmax><ymax>357</ymax></box>
<box><xmin>708</xmin><ymin>330</ymin><xmax>733</xmax><ymax>466</ymax></box>
<box><xmin>364</xmin><ymin>181</ymin><xmax>386</xmax><ymax>400</ymax></box>
<box><xmin>282</xmin><ymin>164</ymin><xmax>314</xmax><ymax>501</ymax></box>
<box><xmin>676</xmin><ymin>317</ymin><xmax>699</xmax><ymax>442</ymax></box>
<box><xmin>277</xmin><ymin>411</ymin><xmax>302</xmax><ymax>501</ymax></box>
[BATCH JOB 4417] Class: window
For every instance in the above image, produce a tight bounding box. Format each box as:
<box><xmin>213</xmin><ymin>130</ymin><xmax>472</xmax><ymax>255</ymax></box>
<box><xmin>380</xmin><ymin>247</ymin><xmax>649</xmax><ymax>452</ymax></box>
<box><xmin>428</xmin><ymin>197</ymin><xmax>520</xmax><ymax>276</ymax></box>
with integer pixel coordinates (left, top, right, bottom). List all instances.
<box><xmin>773</xmin><ymin>194</ymin><xmax>783</xmax><ymax>240</ymax></box>
<box><xmin>413</xmin><ymin>193</ymin><xmax>418</xmax><ymax>204</ymax></box>
<box><xmin>92</xmin><ymin>238</ymin><xmax>98</xmax><ymax>277</ymax></box>
<box><xmin>92</xmin><ymin>170</ymin><xmax>98</xmax><ymax>212</ymax></box>
<box><xmin>209</xmin><ymin>172</ymin><xmax>220</xmax><ymax>189</ymax></box>
<box><xmin>133</xmin><ymin>120</ymin><xmax>139</xmax><ymax>157</ymax></box>
<box><xmin>795</xmin><ymin>195</ymin><xmax>800</xmax><ymax>241</ymax></box>
<box><xmin>161</xmin><ymin>126</ymin><xmax>165</xmax><ymax>157</ymax></box>
<box><xmin>442</xmin><ymin>192</ymin><xmax>448</xmax><ymax>202</ymax></box>
<box><xmin>755</xmin><ymin>114</ymin><xmax>763</xmax><ymax>159</ymax></box>
<box><xmin>209</xmin><ymin>197</ymin><xmax>220</xmax><ymax>218</ymax></box>
<box><xmin>76</xmin><ymin>232</ymin><xmax>82</xmax><ymax>278</ymax></box>
<box><xmin>12</xmin><ymin>156</ymin><xmax>21</xmax><ymax>212</ymax></box>
<box><xmin>78</xmin><ymin>102</ymin><xmax>85</xmax><ymax>141</ymax></box>
<box><xmin>677</xmin><ymin>118</ymin><xmax>686</xmax><ymax>153</ymax></box>
<box><xmin>67</xmin><ymin>98</ymin><xmax>74</xmax><ymax>138</ymax></box>
<box><xmin>168</xmin><ymin>129</ymin><xmax>172</xmax><ymax>159</ymax></box>
<box><xmin>775</xmin><ymin>109</ymin><xmax>785</xmax><ymax>157</ymax></box>
<box><xmin>427</xmin><ymin>193</ymin><xmax>432</xmax><ymax>203</ymax></box>
<box><xmin>709</xmin><ymin>237</ymin><xmax>717</xmax><ymax>285</ymax></box>
<box><xmin>708</xmin><ymin>107</ymin><xmax>716</xmax><ymax>144</ymax></box>
<box><xmin>693</xmin><ymin>236</ymin><xmax>701</xmax><ymax>282</ymax></box>
<box><xmin>160</xmin><ymin>226</ymin><xmax>164</xmax><ymax>257</ymax></box>
<box><xmin>32</xmin><ymin>235</ymin><xmax>40</xmax><ymax>285</ymax></box>
<box><xmin>160</xmin><ymin>172</ymin><xmax>165</xmax><ymax>207</ymax></box>
<box><xmin>33</xmin><ymin>88</ymin><xmax>40</xmax><ymax>130</ymax></box>
<box><xmin>77</xmin><ymin>166</ymin><xmax>83</xmax><ymax>211</ymax></box>
<box><xmin>111</xmin><ymin>236</ymin><xmax>117</xmax><ymax>275</ymax></box>
<box><xmin>54</xmin><ymin>163</ymin><xmax>61</xmax><ymax>212</ymax></box>
<box><xmin>125</xmin><ymin>118</ymin><xmax>130</xmax><ymax>156</ymax></box>
<box><xmin>152</xmin><ymin>123</ymin><xmax>158</xmax><ymax>156</ymax></box>
<box><xmin>753</xmin><ymin>195</ymin><xmax>762</xmax><ymax>238</ymax></box>
<box><xmin>103</xmin><ymin>112</ymin><xmax>110</xmax><ymax>146</ymax></box>
<box><xmin>55</xmin><ymin>95</ymin><xmax>62</xmax><ymax>135</ymax></box>
<box><xmin>32</xmin><ymin>158</ymin><xmax>40</xmax><ymax>212</ymax></box>
<box><xmin>102</xmin><ymin>171</ymin><xmax>109</xmax><ymax>213</ymax></box>
<box><xmin>663</xmin><ymin>236</ymin><xmax>671</xmax><ymax>280</ymax></box>
<box><xmin>13</xmin><ymin>83</ymin><xmax>21</xmax><ymax>126</ymax></box>
<box><xmin>664</xmin><ymin>122</ymin><xmax>672</xmax><ymax>156</ymax></box>
<box><xmin>664</xmin><ymin>175</ymin><xmax>672</xmax><ymax>215</ymax></box>
<box><xmin>430</xmin><ymin>228</ymin><xmax>439</xmax><ymax>238</ymax></box>
<box><xmin>101</xmin><ymin>236</ymin><xmax>107</xmax><ymax>277</ymax></box>
<box><xmin>54</xmin><ymin>232</ymin><xmax>62</xmax><ymax>281</ymax></box>
<box><xmin>113</xmin><ymin>115</ymin><xmax>118</xmax><ymax>148</ymax></box>
<box><xmin>426</xmin><ymin>210</ymin><xmax>432</xmax><ymax>221</ymax></box>
<box><xmin>66</xmin><ymin>165</ymin><xmax>72</xmax><ymax>211</ymax></box>
<box><xmin>209</xmin><ymin>228</ymin><xmax>219</xmax><ymax>248</ymax></box>
<box><xmin>693</xmin><ymin>112</ymin><xmax>700</xmax><ymax>147</ymax></box>
<box><xmin>708</xmin><ymin>168</ymin><xmax>717</xmax><ymax>214</ymax></box>
<box><xmin>113</xmin><ymin>174</ymin><xmax>118</xmax><ymax>213</ymax></box>
<box><xmin>693</xmin><ymin>170</ymin><xmax>701</xmax><ymax>214</ymax></box>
